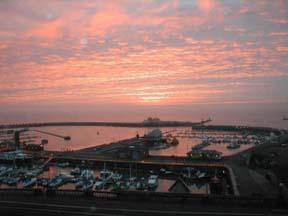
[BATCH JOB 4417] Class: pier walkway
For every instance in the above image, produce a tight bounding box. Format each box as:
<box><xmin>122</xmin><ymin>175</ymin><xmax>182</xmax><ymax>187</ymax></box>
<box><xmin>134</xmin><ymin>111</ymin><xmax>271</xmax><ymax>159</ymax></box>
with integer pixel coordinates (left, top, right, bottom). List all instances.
<box><xmin>76</xmin><ymin>137</ymin><xmax>146</xmax><ymax>154</ymax></box>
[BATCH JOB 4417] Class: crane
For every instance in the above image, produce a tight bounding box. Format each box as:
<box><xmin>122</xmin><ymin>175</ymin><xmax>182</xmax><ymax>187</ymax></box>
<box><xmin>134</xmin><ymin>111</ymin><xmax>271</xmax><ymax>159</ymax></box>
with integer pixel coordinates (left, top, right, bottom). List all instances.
<box><xmin>14</xmin><ymin>128</ymin><xmax>71</xmax><ymax>150</ymax></box>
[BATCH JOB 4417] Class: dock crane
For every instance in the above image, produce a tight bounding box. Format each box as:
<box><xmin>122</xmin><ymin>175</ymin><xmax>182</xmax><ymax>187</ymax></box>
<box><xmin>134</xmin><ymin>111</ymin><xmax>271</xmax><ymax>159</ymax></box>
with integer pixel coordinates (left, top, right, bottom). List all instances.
<box><xmin>14</xmin><ymin>128</ymin><xmax>71</xmax><ymax>150</ymax></box>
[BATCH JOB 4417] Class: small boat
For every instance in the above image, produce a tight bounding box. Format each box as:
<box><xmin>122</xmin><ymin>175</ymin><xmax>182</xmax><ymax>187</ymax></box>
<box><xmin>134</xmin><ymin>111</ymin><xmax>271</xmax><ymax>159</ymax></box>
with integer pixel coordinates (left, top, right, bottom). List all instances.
<box><xmin>112</xmin><ymin>173</ymin><xmax>122</xmax><ymax>182</ymax></box>
<box><xmin>125</xmin><ymin>180</ymin><xmax>131</xmax><ymax>189</ymax></box>
<box><xmin>160</xmin><ymin>168</ymin><xmax>173</xmax><ymax>175</ymax></box>
<box><xmin>38</xmin><ymin>178</ymin><xmax>49</xmax><ymax>187</ymax></box>
<box><xmin>49</xmin><ymin>178</ymin><xmax>63</xmax><ymax>188</ymax></box>
<box><xmin>25</xmin><ymin>170</ymin><xmax>36</xmax><ymax>177</ymax></box>
<box><xmin>23</xmin><ymin>177</ymin><xmax>37</xmax><ymax>188</ymax></box>
<box><xmin>167</xmin><ymin>137</ymin><xmax>179</xmax><ymax>146</ymax></box>
<box><xmin>149</xmin><ymin>170</ymin><xmax>155</xmax><ymax>174</ymax></box>
<box><xmin>49</xmin><ymin>174</ymin><xmax>70</xmax><ymax>188</ymax></box>
<box><xmin>75</xmin><ymin>179</ymin><xmax>83</xmax><ymax>189</ymax></box>
<box><xmin>164</xmin><ymin>170</ymin><xmax>173</xmax><ymax>175</ymax></box>
<box><xmin>57</xmin><ymin>162</ymin><xmax>70</xmax><ymax>168</ymax></box>
<box><xmin>127</xmin><ymin>177</ymin><xmax>137</xmax><ymax>190</ymax></box>
<box><xmin>150</xmin><ymin>143</ymin><xmax>168</xmax><ymax>150</ymax></box>
<box><xmin>195</xmin><ymin>170</ymin><xmax>206</xmax><ymax>179</ymax></box>
<box><xmin>182</xmin><ymin>167</ymin><xmax>193</xmax><ymax>177</ymax></box>
<box><xmin>99</xmin><ymin>170</ymin><xmax>113</xmax><ymax>180</ymax></box>
<box><xmin>83</xmin><ymin>180</ymin><xmax>94</xmax><ymax>191</ymax></box>
<box><xmin>1</xmin><ymin>167</ymin><xmax>13</xmax><ymax>176</ymax></box>
<box><xmin>136</xmin><ymin>181</ymin><xmax>142</xmax><ymax>190</ymax></box>
<box><xmin>7</xmin><ymin>177</ymin><xmax>19</xmax><ymax>186</ymax></box>
<box><xmin>129</xmin><ymin>177</ymin><xmax>137</xmax><ymax>182</ymax></box>
<box><xmin>113</xmin><ymin>181</ymin><xmax>121</xmax><ymax>191</ymax></box>
<box><xmin>0</xmin><ymin>176</ymin><xmax>5</xmax><ymax>184</ymax></box>
<box><xmin>1</xmin><ymin>177</ymin><xmax>9</xmax><ymax>184</ymax></box>
<box><xmin>0</xmin><ymin>167</ymin><xmax>8</xmax><ymax>176</ymax></box>
<box><xmin>71</xmin><ymin>167</ymin><xmax>81</xmax><ymax>176</ymax></box>
<box><xmin>227</xmin><ymin>142</ymin><xmax>240</xmax><ymax>149</ymax></box>
<box><xmin>69</xmin><ymin>177</ymin><xmax>77</xmax><ymax>183</ymax></box>
<box><xmin>16</xmin><ymin>167</ymin><xmax>27</xmax><ymax>176</ymax></box>
<box><xmin>147</xmin><ymin>175</ymin><xmax>158</xmax><ymax>189</ymax></box>
<box><xmin>136</xmin><ymin>178</ymin><xmax>146</xmax><ymax>190</ymax></box>
<box><xmin>94</xmin><ymin>180</ymin><xmax>104</xmax><ymax>190</ymax></box>
<box><xmin>81</xmin><ymin>169</ymin><xmax>94</xmax><ymax>180</ymax></box>
<box><xmin>29</xmin><ymin>168</ymin><xmax>43</xmax><ymax>177</ymax></box>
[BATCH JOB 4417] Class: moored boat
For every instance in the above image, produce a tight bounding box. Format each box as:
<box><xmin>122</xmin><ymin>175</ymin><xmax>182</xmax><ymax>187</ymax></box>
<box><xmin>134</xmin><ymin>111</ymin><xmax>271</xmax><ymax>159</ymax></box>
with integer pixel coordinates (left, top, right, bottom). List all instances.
<box><xmin>83</xmin><ymin>179</ymin><xmax>94</xmax><ymax>191</ymax></box>
<box><xmin>71</xmin><ymin>167</ymin><xmax>81</xmax><ymax>176</ymax></box>
<box><xmin>49</xmin><ymin>174</ymin><xmax>70</xmax><ymax>188</ymax></box>
<box><xmin>94</xmin><ymin>180</ymin><xmax>104</xmax><ymax>190</ymax></box>
<box><xmin>74</xmin><ymin>179</ymin><xmax>83</xmax><ymax>189</ymax></box>
<box><xmin>112</xmin><ymin>173</ymin><xmax>122</xmax><ymax>182</ymax></box>
<box><xmin>23</xmin><ymin>177</ymin><xmax>37</xmax><ymax>188</ymax></box>
<box><xmin>147</xmin><ymin>175</ymin><xmax>158</xmax><ymax>189</ymax></box>
<box><xmin>227</xmin><ymin>142</ymin><xmax>240</xmax><ymax>149</ymax></box>
<box><xmin>7</xmin><ymin>177</ymin><xmax>19</xmax><ymax>186</ymax></box>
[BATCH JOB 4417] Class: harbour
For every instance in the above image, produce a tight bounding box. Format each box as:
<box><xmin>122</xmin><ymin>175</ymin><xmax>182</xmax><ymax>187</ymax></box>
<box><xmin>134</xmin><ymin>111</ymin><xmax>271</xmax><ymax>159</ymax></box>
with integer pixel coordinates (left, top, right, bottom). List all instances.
<box><xmin>0</xmin><ymin>118</ymin><xmax>287</xmax><ymax>216</ymax></box>
<box><xmin>1</xmin><ymin>0</ymin><xmax>288</xmax><ymax>214</ymax></box>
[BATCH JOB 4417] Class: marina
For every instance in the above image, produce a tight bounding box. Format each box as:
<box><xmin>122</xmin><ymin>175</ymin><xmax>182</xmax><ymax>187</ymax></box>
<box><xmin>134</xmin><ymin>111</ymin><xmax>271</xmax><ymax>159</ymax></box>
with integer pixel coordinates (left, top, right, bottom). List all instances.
<box><xmin>0</xmin><ymin>124</ymin><xmax>270</xmax><ymax>157</ymax></box>
<box><xmin>0</xmin><ymin>160</ymin><xmax>233</xmax><ymax>196</ymax></box>
<box><xmin>0</xmin><ymin>120</ymin><xmax>287</xmax><ymax>213</ymax></box>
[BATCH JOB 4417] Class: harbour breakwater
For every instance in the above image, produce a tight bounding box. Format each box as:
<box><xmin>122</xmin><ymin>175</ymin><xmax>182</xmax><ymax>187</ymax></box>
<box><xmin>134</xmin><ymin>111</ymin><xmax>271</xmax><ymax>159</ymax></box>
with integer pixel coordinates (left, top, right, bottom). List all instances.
<box><xmin>0</xmin><ymin>120</ymin><xmax>211</xmax><ymax>129</ymax></box>
<box><xmin>0</xmin><ymin>120</ymin><xmax>285</xmax><ymax>134</ymax></box>
<box><xmin>192</xmin><ymin>124</ymin><xmax>286</xmax><ymax>134</ymax></box>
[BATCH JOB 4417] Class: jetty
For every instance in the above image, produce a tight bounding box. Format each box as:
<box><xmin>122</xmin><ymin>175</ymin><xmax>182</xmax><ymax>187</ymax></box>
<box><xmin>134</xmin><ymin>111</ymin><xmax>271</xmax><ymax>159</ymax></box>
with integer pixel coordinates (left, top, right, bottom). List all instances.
<box><xmin>0</xmin><ymin>118</ymin><xmax>212</xmax><ymax>129</ymax></box>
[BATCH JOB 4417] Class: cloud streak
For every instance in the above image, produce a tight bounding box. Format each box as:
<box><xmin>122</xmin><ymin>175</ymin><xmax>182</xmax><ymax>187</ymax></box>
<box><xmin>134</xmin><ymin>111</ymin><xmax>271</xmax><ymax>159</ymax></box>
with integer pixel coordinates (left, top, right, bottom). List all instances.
<box><xmin>0</xmin><ymin>0</ymin><xmax>287</xmax><ymax>109</ymax></box>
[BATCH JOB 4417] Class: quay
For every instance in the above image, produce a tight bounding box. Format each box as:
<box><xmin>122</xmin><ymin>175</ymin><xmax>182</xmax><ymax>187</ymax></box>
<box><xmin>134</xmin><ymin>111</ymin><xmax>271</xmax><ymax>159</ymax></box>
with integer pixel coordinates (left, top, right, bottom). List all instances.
<box><xmin>76</xmin><ymin>137</ymin><xmax>146</xmax><ymax>154</ymax></box>
<box><xmin>0</xmin><ymin>119</ymin><xmax>212</xmax><ymax>129</ymax></box>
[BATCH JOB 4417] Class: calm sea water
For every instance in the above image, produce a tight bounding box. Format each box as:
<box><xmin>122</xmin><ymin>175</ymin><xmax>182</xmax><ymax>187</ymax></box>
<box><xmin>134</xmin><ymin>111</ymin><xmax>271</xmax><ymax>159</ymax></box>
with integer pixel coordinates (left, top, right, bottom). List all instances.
<box><xmin>29</xmin><ymin>126</ymin><xmax>254</xmax><ymax>156</ymax></box>
<box><xmin>1</xmin><ymin>109</ymin><xmax>287</xmax><ymax>157</ymax></box>
<box><xmin>1</xmin><ymin>104</ymin><xmax>288</xmax><ymax>129</ymax></box>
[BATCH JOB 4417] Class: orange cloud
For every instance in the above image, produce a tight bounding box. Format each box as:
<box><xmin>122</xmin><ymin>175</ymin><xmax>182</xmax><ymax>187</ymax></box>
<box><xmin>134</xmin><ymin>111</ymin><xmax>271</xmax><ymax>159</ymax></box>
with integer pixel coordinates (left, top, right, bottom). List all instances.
<box><xmin>1</xmin><ymin>0</ymin><xmax>287</xmax><ymax>108</ymax></box>
<box><xmin>87</xmin><ymin>3</ymin><xmax>130</xmax><ymax>37</ymax></box>
<box><xmin>20</xmin><ymin>0</ymin><xmax>227</xmax><ymax>43</ymax></box>
<box><xmin>270</xmin><ymin>32</ymin><xmax>288</xmax><ymax>36</ymax></box>
<box><xmin>26</xmin><ymin>19</ymin><xmax>65</xmax><ymax>41</ymax></box>
<box><xmin>197</xmin><ymin>0</ymin><xmax>217</xmax><ymax>14</ymax></box>
<box><xmin>270</xmin><ymin>19</ymin><xmax>288</xmax><ymax>24</ymax></box>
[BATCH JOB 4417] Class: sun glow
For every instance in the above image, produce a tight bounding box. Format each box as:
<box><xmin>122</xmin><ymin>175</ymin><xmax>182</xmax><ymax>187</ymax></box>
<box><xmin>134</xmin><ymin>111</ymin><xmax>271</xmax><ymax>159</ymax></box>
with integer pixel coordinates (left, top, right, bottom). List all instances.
<box><xmin>139</xmin><ymin>95</ymin><xmax>168</xmax><ymax>104</ymax></box>
<box><xmin>0</xmin><ymin>0</ymin><xmax>287</xmax><ymax>109</ymax></box>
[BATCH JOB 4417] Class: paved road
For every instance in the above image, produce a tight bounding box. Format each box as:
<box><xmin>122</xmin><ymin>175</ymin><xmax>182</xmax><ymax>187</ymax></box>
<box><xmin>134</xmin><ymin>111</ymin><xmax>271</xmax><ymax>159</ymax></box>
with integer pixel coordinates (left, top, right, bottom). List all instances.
<box><xmin>0</xmin><ymin>198</ymin><xmax>286</xmax><ymax>216</ymax></box>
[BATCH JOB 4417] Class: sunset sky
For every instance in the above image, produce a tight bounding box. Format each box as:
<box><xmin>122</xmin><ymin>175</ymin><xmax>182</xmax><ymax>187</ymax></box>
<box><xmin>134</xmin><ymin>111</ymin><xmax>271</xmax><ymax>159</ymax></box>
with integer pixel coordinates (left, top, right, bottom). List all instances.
<box><xmin>0</xmin><ymin>0</ymin><xmax>287</xmax><ymax>124</ymax></box>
